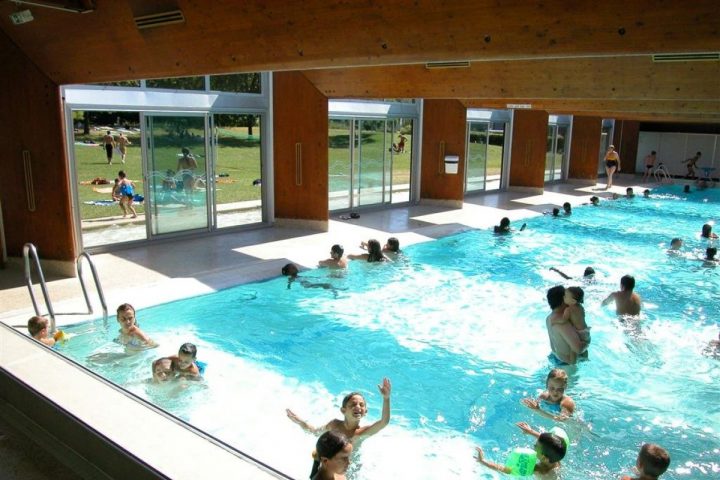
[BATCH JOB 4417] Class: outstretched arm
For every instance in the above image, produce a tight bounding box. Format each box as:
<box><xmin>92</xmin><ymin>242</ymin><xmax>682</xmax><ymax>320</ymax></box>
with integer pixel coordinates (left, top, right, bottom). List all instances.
<box><xmin>358</xmin><ymin>378</ymin><xmax>392</xmax><ymax>437</ymax></box>
<box><xmin>520</xmin><ymin>398</ymin><xmax>570</xmax><ymax>422</ymax></box>
<box><xmin>286</xmin><ymin>409</ymin><xmax>324</xmax><ymax>435</ymax></box>
<box><xmin>601</xmin><ymin>292</ymin><xmax>615</xmax><ymax>307</ymax></box>
<box><xmin>516</xmin><ymin>422</ymin><xmax>541</xmax><ymax>438</ymax></box>
<box><xmin>475</xmin><ymin>447</ymin><xmax>512</xmax><ymax>474</ymax></box>
<box><xmin>549</xmin><ymin>267</ymin><xmax>572</xmax><ymax>280</ymax></box>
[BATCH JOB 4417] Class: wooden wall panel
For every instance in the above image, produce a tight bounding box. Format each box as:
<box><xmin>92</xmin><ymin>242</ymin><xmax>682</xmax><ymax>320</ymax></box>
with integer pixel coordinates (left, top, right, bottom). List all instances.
<box><xmin>0</xmin><ymin>31</ymin><xmax>75</xmax><ymax>261</ymax></box>
<box><xmin>509</xmin><ymin>110</ymin><xmax>549</xmax><ymax>189</ymax></box>
<box><xmin>420</xmin><ymin>100</ymin><xmax>467</xmax><ymax>202</ymax></box>
<box><xmin>569</xmin><ymin>116</ymin><xmax>602</xmax><ymax>181</ymax></box>
<box><xmin>0</xmin><ymin>1</ymin><xmax>717</xmax><ymax>85</ymax></box>
<box><xmin>273</xmin><ymin>72</ymin><xmax>328</xmax><ymax>221</ymax></box>
<box><xmin>613</xmin><ymin>121</ymin><xmax>641</xmax><ymax>173</ymax></box>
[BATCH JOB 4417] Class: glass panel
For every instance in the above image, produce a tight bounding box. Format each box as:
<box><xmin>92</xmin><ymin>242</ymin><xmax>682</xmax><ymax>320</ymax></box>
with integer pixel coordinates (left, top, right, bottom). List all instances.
<box><xmin>72</xmin><ymin>110</ymin><xmax>145</xmax><ymax>248</ymax></box>
<box><xmin>545</xmin><ymin>125</ymin><xmax>556</xmax><ymax>181</ymax></box>
<box><xmin>389</xmin><ymin>118</ymin><xmax>412</xmax><ymax>203</ymax></box>
<box><xmin>213</xmin><ymin>114</ymin><xmax>263</xmax><ymax>228</ymax></box>
<box><xmin>486</xmin><ymin>123</ymin><xmax>505</xmax><ymax>190</ymax></box>
<box><xmin>357</xmin><ymin>119</ymin><xmax>385</xmax><ymax>206</ymax></box>
<box><xmin>555</xmin><ymin>126</ymin><xmax>568</xmax><ymax>180</ymax></box>
<box><xmin>466</xmin><ymin>121</ymin><xmax>489</xmax><ymax>192</ymax></box>
<box><xmin>209</xmin><ymin>73</ymin><xmax>261</xmax><ymax>94</ymax></box>
<box><xmin>146</xmin><ymin>76</ymin><xmax>206</xmax><ymax>90</ymax></box>
<box><xmin>146</xmin><ymin>115</ymin><xmax>209</xmax><ymax>235</ymax></box>
<box><xmin>94</xmin><ymin>80</ymin><xmax>140</xmax><ymax>87</ymax></box>
<box><xmin>329</xmin><ymin>119</ymin><xmax>352</xmax><ymax>210</ymax></box>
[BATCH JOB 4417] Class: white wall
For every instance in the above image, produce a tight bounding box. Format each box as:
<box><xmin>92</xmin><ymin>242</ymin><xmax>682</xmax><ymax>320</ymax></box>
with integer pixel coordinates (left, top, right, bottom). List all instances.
<box><xmin>636</xmin><ymin>132</ymin><xmax>719</xmax><ymax>175</ymax></box>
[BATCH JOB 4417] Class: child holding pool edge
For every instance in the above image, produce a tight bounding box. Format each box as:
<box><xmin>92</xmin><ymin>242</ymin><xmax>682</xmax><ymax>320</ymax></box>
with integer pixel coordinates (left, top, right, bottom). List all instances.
<box><xmin>115</xmin><ymin>303</ymin><xmax>157</xmax><ymax>350</ymax></box>
<box><xmin>286</xmin><ymin>378</ymin><xmax>391</xmax><ymax>444</ymax></box>
<box><xmin>27</xmin><ymin>315</ymin><xmax>66</xmax><ymax>347</ymax></box>
<box><xmin>521</xmin><ymin>369</ymin><xmax>576</xmax><ymax>421</ymax></box>
<box><xmin>475</xmin><ymin>422</ymin><xmax>568</xmax><ymax>476</ymax></box>
<box><xmin>621</xmin><ymin>443</ymin><xmax>670</xmax><ymax>480</ymax></box>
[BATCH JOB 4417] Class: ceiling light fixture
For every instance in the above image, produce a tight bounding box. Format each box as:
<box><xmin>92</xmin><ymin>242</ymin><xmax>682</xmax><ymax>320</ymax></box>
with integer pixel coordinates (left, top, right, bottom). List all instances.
<box><xmin>652</xmin><ymin>52</ymin><xmax>719</xmax><ymax>63</ymax></box>
<box><xmin>135</xmin><ymin>10</ymin><xmax>185</xmax><ymax>30</ymax></box>
<box><xmin>425</xmin><ymin>61</ymin><xmax>471</xmax><ymax>69</ymax></box>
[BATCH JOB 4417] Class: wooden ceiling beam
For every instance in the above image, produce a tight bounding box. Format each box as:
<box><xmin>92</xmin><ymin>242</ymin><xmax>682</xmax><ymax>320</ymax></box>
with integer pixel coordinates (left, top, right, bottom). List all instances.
<box><xmin>302</xmin><ymin>58</ymin><xmax>720</xmax><ymax>102</ymax></box>
<box><xmin>461</xmin><ymin>99</ymin><xmax>720</xmax><ymax>116</ymax></box>
<box><xmin>0</xmin><ymin>0</ymin><xmax>718</xmax><ymax>84</ymax></box>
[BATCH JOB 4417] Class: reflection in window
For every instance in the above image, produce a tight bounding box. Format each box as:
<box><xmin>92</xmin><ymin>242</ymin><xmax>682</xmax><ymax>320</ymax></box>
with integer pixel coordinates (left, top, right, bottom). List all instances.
<box><xmin>146</xmin><ymin>76</ymin><xmax>206</xmax><ymax>90</ymax></box>
<box><xmin>209</xmin><ymin>73</ymin><xmax>261</xmax><ymax>94</ymax></box>
<box><xmin>94</xmin><ymin>80</ymin><xmax>140</xmax><ymax>87</ymax></box>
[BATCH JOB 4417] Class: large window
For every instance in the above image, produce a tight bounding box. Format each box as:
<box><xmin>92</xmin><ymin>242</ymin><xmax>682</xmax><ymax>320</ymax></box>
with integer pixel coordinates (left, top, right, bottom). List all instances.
<box><xmin>465</xmin><ymin>110</ymin><xmax>508</xmax><ymax>193</ymax></box>
<box><xmin>545</xmin><ymin>124</ymin><xmax>568</xmax><ymax>182</ymax></box>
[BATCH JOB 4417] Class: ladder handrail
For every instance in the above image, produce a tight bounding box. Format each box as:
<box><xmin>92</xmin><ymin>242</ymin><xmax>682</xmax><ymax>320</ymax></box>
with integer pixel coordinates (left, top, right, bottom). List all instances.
<box><xmin>76</xmin><ymin>251</ymin><xmax>108</xmax><ymax>324</ymax></box>
<box><xmin>23</xmin><ymin>243</ymin><xmax>56</xmax><ymax>333</ymax></box>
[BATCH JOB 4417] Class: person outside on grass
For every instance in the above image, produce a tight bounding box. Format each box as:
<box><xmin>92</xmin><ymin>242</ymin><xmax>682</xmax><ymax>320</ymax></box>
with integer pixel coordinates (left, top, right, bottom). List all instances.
<box><xmin>103</xmin><ymin>130</ymin><xmax>115</xmax><ymax>165</ymax></box>
<box><xmin>521</xmin><ymin>369</ymin><xmax>576</xmax><ymax>421</ymax></box>
<box><xmin>602</xmin><ymin>275</ymin><xmax>641</xmax><ymax>316</ymax></box>
<box><xmin>286</xmin><ymin>378</ymin><xmax>391</xmax><ymax>447</ymax></box>
<box><xmin>117</xmin><ymin>170</ymin><xmax>137</xmax><ymax>218</ymax></box>
<box><xmin>117</xmin><ymin>132</ymin><xmax>131</xmax><ymax>163</ymax></box>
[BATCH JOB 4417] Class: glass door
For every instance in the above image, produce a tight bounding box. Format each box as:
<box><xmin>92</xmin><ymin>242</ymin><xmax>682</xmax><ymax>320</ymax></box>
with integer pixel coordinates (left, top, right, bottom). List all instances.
<box><xmin>144</xmin><ymin>114</ymin><xmax>210</xmax><ymax>236</ymax></box>
<box><xmin>545</xmin><ymin>125</ymin><xmax>557</xmax><ymax>181</ymax></box>
<box><xmin>466</xmin><ymin>121</ymin><xmax>489</xmax><ymax>192</ymax></box>
<box><xmin>388</xmin><ymin>118</ymin><xmax>412</xmax><ymax>203</ymax></box>
<box><xmin>211</xmin><ymin>113</ymin><xmax>263</xmax><ymax>228</ymax></box>
<box><xmin>356</xmin><ymin>119</ymin><xmax>385</xmax><ymax>206</ymax></box>
<box><xmin>329</xmin><ymin>119</ymin><xmax>352</xmax><ymax>210</ymax></box>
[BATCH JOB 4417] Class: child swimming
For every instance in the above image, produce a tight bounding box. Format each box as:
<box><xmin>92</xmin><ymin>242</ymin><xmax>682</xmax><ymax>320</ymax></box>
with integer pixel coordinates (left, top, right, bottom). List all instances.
<box><xmin>621</xmin><ymin>443</ymin><xmax>670</xmax><ymax>480</ymax></box>
<box><xmin>169</xmin><ymin>342</ymin><xmax>203</xmax><ymax>378</ymax></box>
<box><xmin>115</xmin><ymin>303</ymin><xmax>157</xmax><ymax>350</ymax></box>
<box><xmin>475</xmin><ymin>422</ymin><xmax>568</xmax><ymax>476</ymax></box>
<box><xmin>152</xmin><ymin>357</ymin><xmax>176</xmax><ymax>383</ymax></box>
<box><xmin>521</xmin><ymin>369</ymin><xmax>576</xmax><ymax>421</ymax></box>
<box><xmin>563</xmin><ymin>286</ymin><xmax>590</xmax><ymax>353</ymax></box>
<box><xmin>27</xmin><ymin>315</ymin><xmax>64</xmax><ymax>347</ymax></box>
<box><xmin>309</xmin><ymin>430</ymin><xmax>353</xmax><ymax>480</ymax></box>
<box><xmin>286</xmin><ymin>378</ymin><xmax>391</xmax><ymax>445</ymax></box>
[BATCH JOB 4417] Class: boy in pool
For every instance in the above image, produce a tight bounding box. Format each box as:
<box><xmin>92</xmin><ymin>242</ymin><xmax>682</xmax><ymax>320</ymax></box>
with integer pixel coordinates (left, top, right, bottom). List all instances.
<box><xmin>521</xmin><ymin>369</ymin><xmax>576</xmax><ymax>421</ymax></box>
<box><xmin>563</xmin><ymin>286</ymin><xmax>590</xmax><ymax>352</ymax></box>
<box><xmin>169</xmin><ymin>342</ymin><xmax>203</xmax><ymax>378</ymax></box>
<box><xmin>27</xmin><ymin>315</ymin><xmax>64</xmax><ymax>347</ymax></box>
<box><xmin>562</xmin><ymin>202</ymin><xmax>572</xmax><ymax>215</ymax></box>
<box><xmin>318</xmin><ymin>244</ymin><xmax>348</xmax><ymax>269</ymax></box>
<box><xmin>621</xmin><ymin>443</ymin><xmax>670</xmax><ymax>480</ymax></box>
<box><xmin>152</xmin><ymin>357</ymin><xmax>176</xmax><ymax>383</ymax></box>
<box><xmin>475</xmin><ymin>422</ymin><xmax>567</xmax><ymax>475</ymax></box>
<box><xmin>286</xmin><ymin>378</ymin><xmax>391</xmax><ymax>445</ymax></box>
<box><xmin>602</xmin><ymin>275</ymin><xmax>641</xmax><ymax>316</ymax></box>
<box><xmin>626</xmin><ymin>187</ymin><xmax>635</xmax><ymax>198</ymax></box>
<box><xmin>703</xmin><ymin>247</ymin><xmax>717</xmax><ymax>266</ymax></box>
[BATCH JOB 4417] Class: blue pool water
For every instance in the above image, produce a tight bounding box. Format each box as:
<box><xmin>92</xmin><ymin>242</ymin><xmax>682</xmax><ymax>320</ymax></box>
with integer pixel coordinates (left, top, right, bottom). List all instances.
<box><xmin>60</xmin><ymin>185</ymin><xmax>720</xmax><ymax>479</ymax></box>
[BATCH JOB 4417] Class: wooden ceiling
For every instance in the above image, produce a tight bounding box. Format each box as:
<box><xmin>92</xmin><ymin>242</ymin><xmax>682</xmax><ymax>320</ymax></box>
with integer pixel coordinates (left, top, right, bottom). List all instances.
<box><xmin>0</xmin><ymin>0</ymin><xmax>718</xmax><ymax>121</ymax></box>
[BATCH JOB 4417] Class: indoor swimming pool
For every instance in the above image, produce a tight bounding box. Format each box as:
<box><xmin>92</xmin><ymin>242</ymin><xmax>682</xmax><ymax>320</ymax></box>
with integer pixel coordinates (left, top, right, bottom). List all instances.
<box><xmin>58</xmin><ymin>185</ymin><xmax>720</xmax><ymax>479</ymax></box>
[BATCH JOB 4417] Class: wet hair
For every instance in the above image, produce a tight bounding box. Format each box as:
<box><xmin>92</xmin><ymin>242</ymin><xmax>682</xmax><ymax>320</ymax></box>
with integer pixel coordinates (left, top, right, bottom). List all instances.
<box><xmin>152</xmin><ymin>357</ymin><xmax>173</xmax><ymax>374</ymax></box>
<box><xmin>546</xmin><ymin>285</ymin><xmax>566</xmax><ymax>310</ymax></box>
<box><xmin>546</xmin><ymin>368</ymin><xmax>568</xmax><ymax>387</ymax></box>
<box><xmin>670</xmin><ymin>238</ymin><xmax>682</xmax><ymax>248</ymax></box>
<box><xmin>567</xmin><ymin>286</ymin><xmax>584</xmax><ymax>304</ymax></box>
<box><xmin>707</xmin><ymin>247</ymin><xmax>717</xmax><ymax>260</ymax></box>
<box><xmin>118</xmin><ymin>170</ymin><xmax>127</xmax><ymax>178</ymax></box>
<box><xmin>620</xmin><ymin>275</ymin><xmax>635</xmax><ymax>292</ymax></box>
<box><xmin>330</xmin><ymin>244</ymin><xmax>344</xmax><ymax>256</ymax></box>
<box><xmin>696</xmin><ymin>151</ymin><xmax>701</xmax><ymax>156</ymax></box>
<box><xmin>116</xmin><ymin>303</ymin><xmax>137</xmax><ymax>324</ymax></box>
<box><xmin>27</xmin><ymin>316</ymin><xmax>48</xmax><ymax>337</ymax></box>
<box><xmin>500</xmin><ymin>217</ymin><xmax>510</xmax><ymax>228</ymax></box>
<box><xmin>583</xmin><ymin>266</ymin><xmax>595</xmax><ymax>277</ymax></box>
<box><xmin>589</xmin><ymin>196</ymin><xmax>599</xmax><ymax>204</ymax></box>
<box><xmin>701</xmin><ymin>224</ymin><xmax>713</xmax><ymax>238</ymax></box>
<box><xmin>562</xmin><ymin>202</ymin><xmax>571</xmax><ymax>213</ymax></box>
<box><xmin>552</xmin><ymin>208</ymin><xmax>560</xmax><ymax>217</ymax></box>
<box><xmin>537</xmin><ymin>432</ymin><xmax>567</xmax><ymax>463</ymax></box>
<box><xmin>643</xmin><ymin>189</ymin><xmax>650</xmax><ymax>196</ymax></box>
<box><xmin>310</xmin><ymin>431</ymin><xmax>350</xmax><ymax>478</ymax></box>
<box><xmin>637</xmin><ymin>443</ymin><xmax>670</xmax><ymax>478</ymax></box>
<box><xmin>179</xmin><ymin>342</ymin><xmax>197</xmax><ymax>358</ymax></box>
<box><xmin>281</xmin><ymin>263</ymin><xmax>299</xmax><ymax>277</ymax></box>
<box><xmin>651</xmin><ymin>150</ymin><xmax>656</xmax><ymax>155</ymax></box>
<box><xmin>386</xmin><ymin>237</ymin><xmax>400</xmax><ymax>252</ymax></box>
<box><xmin>366</xmin><ymin>239</ymin><xmax>385</xmax><ymax>262</ymax></box>
<box><xmin>683</xmin><ymin>185</ymin><xmax>691</xmax><ymax>193</ymax></box>
<box><xmin>341</xmin><ymin>391</ymin><xmax>364</xmax><ymax>408</ymax></box>
<box><xmin>626</xmin><ymin>188</ymin><xmax>634</xmax><ymax>195</ymax></box>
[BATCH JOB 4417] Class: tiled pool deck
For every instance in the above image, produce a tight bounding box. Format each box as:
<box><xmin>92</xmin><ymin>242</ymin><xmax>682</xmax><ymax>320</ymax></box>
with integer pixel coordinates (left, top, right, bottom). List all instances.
<box><xmin>0</xmin><ymin>176</ymin><xmax>654</xmax><ymax>479</ymax></box>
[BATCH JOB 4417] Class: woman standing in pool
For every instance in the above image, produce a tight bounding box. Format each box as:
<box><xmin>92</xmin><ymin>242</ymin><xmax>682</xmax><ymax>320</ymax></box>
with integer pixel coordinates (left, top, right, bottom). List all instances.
<box><xmin>604</xmin><ymin>145</ymin><xmax>621</xmax><ymax>189</ymax></box>
<box><xmin>116</xmin><ymin>303</ymin><xmax>157</xmax><ymax>350</ymax></box>
<box><xmin>286</xmin><ymin>378</ymin><xmax>391</xmax><ymax>446</ymax></box>
<box><xmin>347</xmin><ymin>239</ymin><xmax>389</xmax><ymax>262</ymax></box>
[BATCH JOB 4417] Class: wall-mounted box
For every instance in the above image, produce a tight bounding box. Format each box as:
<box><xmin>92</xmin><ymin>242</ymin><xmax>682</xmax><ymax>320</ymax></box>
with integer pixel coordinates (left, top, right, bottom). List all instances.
<box><xmin>444</xmin><ymin>155</ymin><xmax>459</xmax><ymax>174</ymax></box>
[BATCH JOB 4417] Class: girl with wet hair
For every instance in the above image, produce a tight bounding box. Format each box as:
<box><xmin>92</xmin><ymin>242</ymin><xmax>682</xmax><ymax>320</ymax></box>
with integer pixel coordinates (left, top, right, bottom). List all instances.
<box><xmin>309</xmin><ymin>430</ymin><xmax>353</xmax><ymax>480</ymax></box>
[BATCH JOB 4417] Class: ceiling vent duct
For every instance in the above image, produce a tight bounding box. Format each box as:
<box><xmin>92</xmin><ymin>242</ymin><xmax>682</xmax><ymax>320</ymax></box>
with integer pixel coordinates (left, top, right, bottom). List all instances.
<box><xmin>135</xmin><ymin>10</ymin><xmax>185</xmax><ymax>29</ymax></box>
<box><xmin>652</xmin><ymin>52</ymin><xmax>719</xmax><ymax>63</ymax></box>
<box><xmin>10</xmin><ymin>0</ymin><xmax>94</xmax><ymax>14</ymax></box>
<box><xmin>425</xmin><ymin>61</ymin><xmax>471</xmax><ymax>69</ymax></box>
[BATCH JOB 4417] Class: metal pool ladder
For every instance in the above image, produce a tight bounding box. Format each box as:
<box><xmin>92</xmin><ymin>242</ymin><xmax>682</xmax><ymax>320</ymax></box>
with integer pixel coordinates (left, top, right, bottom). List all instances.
<box><xmin>24</xmin><ymin>243</ymin><xmax>108</xmax><ymax>333</ymax></box>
